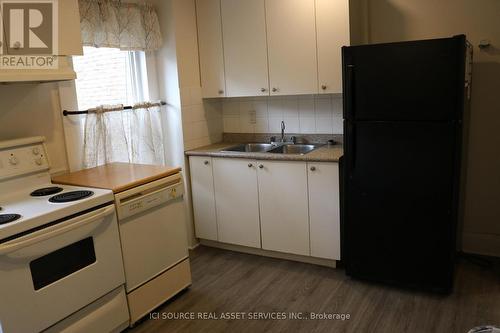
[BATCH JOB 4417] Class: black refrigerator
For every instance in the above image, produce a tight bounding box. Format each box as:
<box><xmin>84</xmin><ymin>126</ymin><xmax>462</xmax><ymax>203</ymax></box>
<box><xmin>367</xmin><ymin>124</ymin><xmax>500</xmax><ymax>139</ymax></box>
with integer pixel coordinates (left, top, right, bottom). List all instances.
<box><xmin>341</xmin><ymin>35</ymin><xmax>472</xmax><ymax>293</ymax></box>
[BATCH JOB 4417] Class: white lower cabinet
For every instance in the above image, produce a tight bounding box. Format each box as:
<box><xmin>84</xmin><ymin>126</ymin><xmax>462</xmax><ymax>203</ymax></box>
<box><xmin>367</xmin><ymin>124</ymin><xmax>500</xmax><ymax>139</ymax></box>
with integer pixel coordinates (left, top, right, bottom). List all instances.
<box><xmin>257</xmin><ymin>161</ymin><xmax>310</xmax><ymax>256</ymax></box>
<box><xmin>189</xmin><ymin>156</ymin><xmax>218</xmax><ymax>241</ymax></box>
<box><xmin>213</xmin><ymin>158</ymin><xmax>261</xmax><ymax>248</ymax></box>
<box><xmin>189</xmin><ymin>156</ymin><xmax>341</xmax><ymax>261</ymax></box>
<box><xmin>307</xmin><ymin>162</ymin><xmax>341</xmax><ymax>260</ymax></box>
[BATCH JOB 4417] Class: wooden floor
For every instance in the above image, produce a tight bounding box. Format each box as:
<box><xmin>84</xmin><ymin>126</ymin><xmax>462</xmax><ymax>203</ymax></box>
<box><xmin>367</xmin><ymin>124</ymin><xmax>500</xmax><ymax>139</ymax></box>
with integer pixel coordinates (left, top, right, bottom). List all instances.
<box><xmin>128</xmin><ymin>246</ymin><xmax>500</xmax><ymax>333</ymax></box>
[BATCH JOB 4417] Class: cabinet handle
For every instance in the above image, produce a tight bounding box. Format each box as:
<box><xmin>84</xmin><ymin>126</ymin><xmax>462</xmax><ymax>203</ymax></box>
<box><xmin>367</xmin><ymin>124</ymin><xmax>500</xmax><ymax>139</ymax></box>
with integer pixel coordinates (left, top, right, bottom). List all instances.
<box><xmin>260</xmin><ymin>88</ymin><xmax>267</xmax><ymax>92</ymax></box>
<box><xmin>248</xmin><ymin>163</ymin><xmax>253</xmax><ymax>168</ymax></box>
<box><xmin>204</xmin><ymin>160</ymin><xmax>210</xmax><ymax>165</ymax></box>
<box><xmin>321</xmin><ymin>85</ymin><xmax>327</xmax><ymax>90</ymax></box>
<box><xmin>272</xmin><ymin>87</ymin><xmax>278</xmax><ymax>93</ymax></box>
<box><xmin>258</xmin><ymin>164</ymin><xmax>264</xmax><ymax>169</ymax></box>
<box><xmin>310</xmin><ymin>166</ymin><xmax>316</xmax><ymax>171</ymax></box>
<box><xmin>218</xmin><ymin>89</ymin><xmax>224</xmax><ymax>94</ymax></box>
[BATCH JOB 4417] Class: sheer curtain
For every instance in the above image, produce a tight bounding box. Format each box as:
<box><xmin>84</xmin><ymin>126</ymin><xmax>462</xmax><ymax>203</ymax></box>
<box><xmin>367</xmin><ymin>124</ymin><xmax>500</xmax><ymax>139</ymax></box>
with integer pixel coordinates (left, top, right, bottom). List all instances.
<box><xmin>82</xmin><ymin>103</ymin><xmax>165</xmax><ymax>168</ymax></box>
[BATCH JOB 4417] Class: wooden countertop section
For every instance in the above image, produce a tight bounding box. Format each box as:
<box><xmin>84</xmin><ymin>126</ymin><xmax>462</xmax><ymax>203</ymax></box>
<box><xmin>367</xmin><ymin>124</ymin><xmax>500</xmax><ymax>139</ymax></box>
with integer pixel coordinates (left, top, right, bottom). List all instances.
<box><xmin>52</xmin><ymin>162</ymin><xmax>182</xmax><ymax>193</ymax></box>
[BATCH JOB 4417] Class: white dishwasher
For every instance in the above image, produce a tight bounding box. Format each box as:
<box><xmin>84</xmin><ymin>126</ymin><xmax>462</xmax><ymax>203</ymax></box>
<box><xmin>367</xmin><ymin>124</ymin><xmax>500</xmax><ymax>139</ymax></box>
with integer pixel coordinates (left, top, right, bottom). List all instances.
<box><xmin>114</xmin><ymin>172</ymin><xmax>192</xmax><ymax>324</ymax></box>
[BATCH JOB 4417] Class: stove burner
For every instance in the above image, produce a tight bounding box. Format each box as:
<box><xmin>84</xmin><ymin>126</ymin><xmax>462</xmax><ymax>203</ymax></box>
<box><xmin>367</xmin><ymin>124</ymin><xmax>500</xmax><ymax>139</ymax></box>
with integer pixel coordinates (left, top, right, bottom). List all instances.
<box><xmin>0</xmin><ymin>214</ymin><xmax>21</xmax><ymax>225</ymax></box>
<box><xmin>30</xmin><ymin>187</ymin><xmax>64</xmax><ymax>197</ymax></box>
<box><xmin>49</xmin><ymin>190</ymin><xmax>94</xmax><ymax>203</ymax></box>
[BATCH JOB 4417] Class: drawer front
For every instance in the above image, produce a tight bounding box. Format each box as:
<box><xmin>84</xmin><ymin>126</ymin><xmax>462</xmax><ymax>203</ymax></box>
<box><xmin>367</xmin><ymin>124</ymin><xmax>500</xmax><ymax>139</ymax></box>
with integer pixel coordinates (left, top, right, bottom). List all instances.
<box><xmin>127</xmin><ymin>259</ymin><xmax>192</xmax><ymax>324</ymax></box>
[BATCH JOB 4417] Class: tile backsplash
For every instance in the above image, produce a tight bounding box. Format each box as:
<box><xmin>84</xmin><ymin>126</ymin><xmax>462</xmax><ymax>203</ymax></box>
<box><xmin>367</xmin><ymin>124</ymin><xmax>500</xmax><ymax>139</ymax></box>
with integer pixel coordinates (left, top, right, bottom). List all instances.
<box><xmin>222</xmin><ymin>94</ymin><xmax>343</xmax><ymax>134</ymax></box>
<box><xmin>181</xmin><ymin>85</ymin><xmax>223</xmax><ymax>150</ymax></box>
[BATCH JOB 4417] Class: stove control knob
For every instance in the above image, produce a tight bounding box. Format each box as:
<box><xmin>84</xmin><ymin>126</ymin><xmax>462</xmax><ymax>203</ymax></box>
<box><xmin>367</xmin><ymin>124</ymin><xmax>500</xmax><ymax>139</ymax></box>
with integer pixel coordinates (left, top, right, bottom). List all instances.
<box><xmin>9</xmin><ymin>156</ymin><xmax>19</xmax><ymax>165</ymax></box>
<box><xmin>32</xmin><ymin>147</ymin><xmax>40</xmax><ymax>155</ymax></box>
<box><xmin>35</xmin><ymin>157</ymin><xmax>43</xmax><ymax>166</ymax></box>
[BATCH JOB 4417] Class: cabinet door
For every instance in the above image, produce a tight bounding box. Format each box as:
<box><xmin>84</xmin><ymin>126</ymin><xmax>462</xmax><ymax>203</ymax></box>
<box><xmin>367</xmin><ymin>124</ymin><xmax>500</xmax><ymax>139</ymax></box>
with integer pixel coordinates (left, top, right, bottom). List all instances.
<box><xmin>308</xmin><ymin>162</ymin><xmax>340</xmax><ymax>260</ymax></box>
<box><xmin>189</xmin><ymin>157</ymin><xmax>218</xmax><ymax>240</ymax></box>
<box><xmin>213</xmin><ymin>158</ymin><xmax>261</xmax><ymax>248</ymax></box>
<box><xmin>266</xmin><ymin>0</ymin><xmax>318</xmax><ymax>95</ymax></box>
<box><xmin>316</xmin><ymin>0</ymin><xmax>350</xmax><ymax>94</ymax></box>
<box><xmin>257</xmin><ymin>161</ymin><xmax>309</xmax><ymax>255</ymax></box>
<box><xmin>196</xmin><ymin>0</ymin><xmax>226</xmax><ymax>98</ymax></box>
<box><xmin>59</xmin><ymin>0</ymin><xmax>83</xmax><ymax>55</ymax></box>
<box><xmin>221</xmin><ymin>0</ymin><xmax>269</xmax><ymax>97</ymax></box>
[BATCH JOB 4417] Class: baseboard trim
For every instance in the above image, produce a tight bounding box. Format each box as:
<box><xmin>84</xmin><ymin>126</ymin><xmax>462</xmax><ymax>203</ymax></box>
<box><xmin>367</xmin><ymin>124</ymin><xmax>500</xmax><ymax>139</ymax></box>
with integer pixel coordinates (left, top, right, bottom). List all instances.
<box><xmin>188</xmin><ymin>242</ymin><xmax>200</xmax><ymax>251</ymax></box>
<box><xmin>199</xmin><ymin>239</ymin><xmax>337</xmax><ymax>268</ymax></box>
<box><xmin>462</xmin><ymin>232</ymin><xmax>500</xmax><ymax>258</ymax></box>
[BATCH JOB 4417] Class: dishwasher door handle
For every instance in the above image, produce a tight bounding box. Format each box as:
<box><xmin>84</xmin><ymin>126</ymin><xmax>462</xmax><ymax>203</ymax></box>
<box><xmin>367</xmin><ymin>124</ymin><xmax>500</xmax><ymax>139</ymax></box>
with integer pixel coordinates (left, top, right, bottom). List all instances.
<box><xmin>118</xmin><ymin>184</ymin><xmax>171</xmax><ymax>206</ymax></box>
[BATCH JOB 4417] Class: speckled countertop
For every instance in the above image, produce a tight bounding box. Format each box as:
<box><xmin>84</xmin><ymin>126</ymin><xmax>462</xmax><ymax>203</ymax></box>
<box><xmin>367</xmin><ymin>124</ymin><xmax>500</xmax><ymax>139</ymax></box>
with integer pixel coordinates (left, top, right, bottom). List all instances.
<box><xmin>185</xmin><ymin>142</ymin><xmax>343</xmax><ymax>162</ymax></box>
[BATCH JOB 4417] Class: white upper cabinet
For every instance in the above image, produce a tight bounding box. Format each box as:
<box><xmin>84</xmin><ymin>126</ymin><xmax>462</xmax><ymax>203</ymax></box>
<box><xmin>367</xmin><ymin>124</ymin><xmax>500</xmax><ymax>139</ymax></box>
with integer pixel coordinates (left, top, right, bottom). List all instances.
<box><xmin>0</xmin><ymin>0</ymin><xmax>82</xmax><ymax>82</ymax></box>
<box><xmin>221</xmin><ymin>0</ymin><xmax>269</xmax><ymax>97</ymax></box>
<box><xmin>213</xmin><ymin>158</ymin><xmax>261</xmax><ymax>248</ymax></box>
<box><xmin>59</xmin><ymin>0</ymin><xmax>83</xmax><ymax>55</ymax></box>
<box><xmin>195</xmin><ymin>0</ymin><xmax>350</xmax><ymax>97</ymax></box>
<box><xmin>316</xmin><ymin>0</ymin><xmax>350</xmax><ymax>94</ymax></box>
<box><xmin>196</xmin><ymin>0</ymin><xmax>226</xmax><ymax>98</ymax></box>
<box><xmin>265</xmin><ymin>0</ymin><xmax>318</xmax><ymax>96</ymax></box>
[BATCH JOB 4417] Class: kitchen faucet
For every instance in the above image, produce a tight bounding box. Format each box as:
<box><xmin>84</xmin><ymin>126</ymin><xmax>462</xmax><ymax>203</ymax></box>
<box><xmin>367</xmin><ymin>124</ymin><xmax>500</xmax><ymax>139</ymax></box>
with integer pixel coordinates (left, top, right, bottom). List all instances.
<box><xmin>270</xmin><ymin>121</ymin><xmax>295</xmax><ymax>144</ymax></box>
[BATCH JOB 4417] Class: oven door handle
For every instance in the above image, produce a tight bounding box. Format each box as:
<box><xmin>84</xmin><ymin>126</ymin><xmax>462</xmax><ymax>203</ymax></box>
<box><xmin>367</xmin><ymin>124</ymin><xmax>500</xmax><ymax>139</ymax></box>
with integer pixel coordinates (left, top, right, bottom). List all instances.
<box><xmin>0</xmin><ymin>205</ymin><xmax>115</xmax><ymax>256</ymax></box>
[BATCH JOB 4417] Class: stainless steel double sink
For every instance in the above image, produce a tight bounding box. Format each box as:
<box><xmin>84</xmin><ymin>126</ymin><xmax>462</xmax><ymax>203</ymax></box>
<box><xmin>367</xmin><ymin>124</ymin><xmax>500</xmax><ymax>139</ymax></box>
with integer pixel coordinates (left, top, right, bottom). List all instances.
<box><xmin>221</xmin><ymin>143</ymin><xmax>322</xmax><ymax>155</ymax></box>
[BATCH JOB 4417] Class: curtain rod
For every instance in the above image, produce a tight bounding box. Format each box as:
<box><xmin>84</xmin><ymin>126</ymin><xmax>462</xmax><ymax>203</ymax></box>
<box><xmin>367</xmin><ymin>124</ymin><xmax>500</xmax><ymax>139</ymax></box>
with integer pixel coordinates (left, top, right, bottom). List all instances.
<box><xmin>63</xmin><ymin>101</ymin><xmax>167</xmax><ymax>116</ymax></box>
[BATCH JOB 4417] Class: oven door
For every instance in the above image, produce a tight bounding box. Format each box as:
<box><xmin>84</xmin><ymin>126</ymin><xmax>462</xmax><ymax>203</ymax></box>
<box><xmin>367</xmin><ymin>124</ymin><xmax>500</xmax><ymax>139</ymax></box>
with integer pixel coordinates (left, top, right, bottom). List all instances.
<box><xmin>0</xmin><ymin>204</ymin><xmax>125</xmax><ymax>333</ymax></box>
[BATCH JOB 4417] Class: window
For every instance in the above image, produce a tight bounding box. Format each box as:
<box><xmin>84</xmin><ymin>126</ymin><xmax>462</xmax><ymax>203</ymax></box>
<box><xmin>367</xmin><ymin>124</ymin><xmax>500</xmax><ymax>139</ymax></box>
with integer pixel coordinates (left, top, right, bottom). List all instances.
<box><xmin>30</xmin><ymin>238</ymin><xmax>96</xmax><ymax>290</ymax></box>
<box><xmin>66</xmin><ymin>46</ymin><xmax>165</xmax><ymax>169</ymax></box>
<box><xmin>72</xmin><ymin>46</ymin><xmax>149</xmax><ymax>110</ymax></box>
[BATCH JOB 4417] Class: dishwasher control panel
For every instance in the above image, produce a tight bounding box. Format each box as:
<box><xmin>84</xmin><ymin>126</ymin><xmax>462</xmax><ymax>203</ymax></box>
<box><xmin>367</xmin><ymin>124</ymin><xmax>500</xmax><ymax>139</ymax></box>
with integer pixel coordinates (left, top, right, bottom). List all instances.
<box><xmin>116</xmin><ymin>178</ymin><xmax>184</xmax><ymax>220</ymax></box>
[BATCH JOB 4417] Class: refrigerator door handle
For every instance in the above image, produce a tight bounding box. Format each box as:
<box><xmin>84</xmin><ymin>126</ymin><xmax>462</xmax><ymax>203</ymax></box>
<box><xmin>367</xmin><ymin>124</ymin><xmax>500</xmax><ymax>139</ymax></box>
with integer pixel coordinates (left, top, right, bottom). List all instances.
<box><xmin>345</xmin><ymin>64</ymin><xmax>355</xmax><ymax>119</ymax></box>
<box><xmin>346</xmin><ymin>122</ymin><xmax>355</xmax><ymax>172</ymax></box>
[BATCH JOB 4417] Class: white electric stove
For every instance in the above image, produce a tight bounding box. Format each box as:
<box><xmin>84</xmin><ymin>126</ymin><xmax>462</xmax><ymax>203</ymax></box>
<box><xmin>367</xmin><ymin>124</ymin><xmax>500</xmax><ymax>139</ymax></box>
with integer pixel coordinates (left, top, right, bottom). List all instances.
<box><xmin>0</xmin><ymin>137</ymin><xmax>129</xmax><ymax>333</ymax></box>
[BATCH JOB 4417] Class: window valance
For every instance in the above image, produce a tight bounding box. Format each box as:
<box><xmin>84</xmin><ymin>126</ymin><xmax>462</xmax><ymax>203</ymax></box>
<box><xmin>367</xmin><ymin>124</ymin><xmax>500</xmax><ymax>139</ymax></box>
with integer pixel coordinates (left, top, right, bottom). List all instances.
<box><xmin>79</xmin><ymin>0</ymin><xmax>162</xmax><ymax>51</ymax></box>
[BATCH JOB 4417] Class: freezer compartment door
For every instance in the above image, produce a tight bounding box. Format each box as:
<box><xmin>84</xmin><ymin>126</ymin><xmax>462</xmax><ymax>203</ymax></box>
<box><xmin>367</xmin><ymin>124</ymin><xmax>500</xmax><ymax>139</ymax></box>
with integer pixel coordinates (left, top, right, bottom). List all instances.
<box><xmin>343</xmin><ymin>120</ymin><xmax>459</xmax><ymax>291</ymax></box>
<box><xmin>342</xmin><ymin>35</ymin><xmax>466</xmax><ymax>121</ymax></box>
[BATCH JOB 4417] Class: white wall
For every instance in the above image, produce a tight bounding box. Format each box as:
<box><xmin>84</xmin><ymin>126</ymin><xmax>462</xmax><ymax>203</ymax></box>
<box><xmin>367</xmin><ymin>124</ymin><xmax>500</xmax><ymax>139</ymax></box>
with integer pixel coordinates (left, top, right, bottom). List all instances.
<box><xmin>0</xmin><ymin>83</ymin><xmax>69</xmax><ymax>174</ymax></box>
<box><xmin>152</xmin><ymin>0</ymin><xmax>224</xmax><ymax>247</ymax></box>
<box><xmin>222</xmin><ymin>94</ymin><xmax>343</xmax><ymax>134</ymax></box>
<box><xmin>351</xmin><ymin>0</ymin><xmax>500</xmax><ymax>257</ymax></box>
<box><xmin>171</xmin><ymin>0</ymin><xmax>223</xmax><ymax>150</ymax></box>
<box><xmin>182</xmin><ymin>90</ymin><xmax>223</xmax><ymax>150</ymax></box>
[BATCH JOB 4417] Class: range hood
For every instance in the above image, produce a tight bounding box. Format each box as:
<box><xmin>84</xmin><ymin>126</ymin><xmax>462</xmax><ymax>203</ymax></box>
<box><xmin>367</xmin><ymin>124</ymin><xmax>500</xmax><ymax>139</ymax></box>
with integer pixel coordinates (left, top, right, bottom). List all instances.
<box><xmin>0</xmin><ymin>56</ymin><xmax>76</xmax><ymax>83</ymax></box>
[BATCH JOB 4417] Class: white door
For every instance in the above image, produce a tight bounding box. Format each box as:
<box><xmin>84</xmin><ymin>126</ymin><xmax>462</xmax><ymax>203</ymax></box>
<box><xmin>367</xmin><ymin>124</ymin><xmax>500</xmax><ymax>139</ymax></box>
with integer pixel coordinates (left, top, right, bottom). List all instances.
<box><xmin>316</xmin><ymin>0</ymin><xmax>350</xmax><ymax>94</ymax></box>
<box><xmin>213</xmin><ymin>158</ymin><xmax>261</xmax><ymax>248</ymax></box>
<box><xmin>196</xmin><ymin>0</ymin><xmax>226</xmax><ymax>98</ymax></box>
<box><xmin>115</xmin><ymin>177</ymin><xmax>189</xmax><ymax>292</ymax></box>
<box><xmin>266</xmin><ymin>0</ymin><xmax>318</xmax><ymax>95</ymax></box>
<box><xmin>221</xmin><ymin>0</ymin><xmax>269</xmax><ymax>97</ymax></box>
<box><xmin>189</xmin><ymin>156</ymin><xmax>218</xmax><ymax>240</ymax></box>
<box><xmin>257</xmin><ymin>161</ymin><xmax>309</xmax><ymax>255</ymax></box>
<box><xmin>308</xmin><ymin>162</ymin><xmax>341</xmax><ymax>260</ymax></box>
